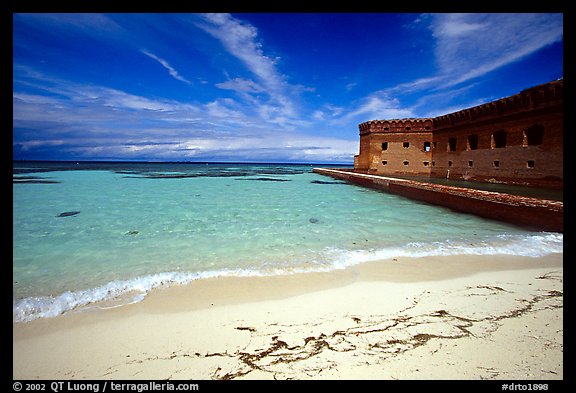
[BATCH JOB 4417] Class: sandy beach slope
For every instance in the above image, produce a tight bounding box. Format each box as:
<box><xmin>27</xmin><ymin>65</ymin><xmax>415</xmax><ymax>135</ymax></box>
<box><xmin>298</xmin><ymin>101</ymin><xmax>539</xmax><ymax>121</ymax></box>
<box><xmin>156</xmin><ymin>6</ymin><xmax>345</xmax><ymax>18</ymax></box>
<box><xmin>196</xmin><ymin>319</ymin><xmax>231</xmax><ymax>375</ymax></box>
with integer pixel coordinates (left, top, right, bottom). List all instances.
<box><xmin>13</xmin><ymin>253</ymin><xmax>563</xmax><ymax>380</ymax></box>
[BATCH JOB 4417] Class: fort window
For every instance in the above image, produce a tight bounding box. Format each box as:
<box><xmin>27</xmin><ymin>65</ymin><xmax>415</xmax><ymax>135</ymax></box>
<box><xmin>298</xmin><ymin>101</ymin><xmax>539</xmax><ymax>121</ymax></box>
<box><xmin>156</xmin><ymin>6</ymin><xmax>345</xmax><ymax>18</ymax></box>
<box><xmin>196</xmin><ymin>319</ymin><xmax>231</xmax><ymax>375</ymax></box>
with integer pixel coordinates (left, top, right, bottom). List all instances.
<box><xmin>523</xmin><ymin>125</ymin><xmax>544</xmax><ymax>146</ymax></box>
<box><xmin>432</xmin><ymin>161</ymin><xmax>436</xmax><ymax>166</ymax></box>
<box><xmin>448</xmin><ymin>161</ymin><xmax>453</xmax><ymax>167</ymax></box>
<box><xmin>424</xmin><ymin>141</ymin><xmax>431</xmax><ymax>152</ymax></box>
<box><xmin>403</xmin><ymin>161</ymin><xmax>409</xmax><ymax>166</ymax></box>
<box><xmin>405</xmin><ymin>127</ymin><xmax>411</xmax><ymax>131</ymax></box>
<box><xmin>492</xmin><ymin>130</ymin><xmax>507</xmax><ymax>148</ymax></box>
<box><xmin>382</xmin><ymin>160</ymin><xmax>388</xmax><ymax>166</ymax></box>
<box><xmin>493</xmin><ymin>160</ymin><xmax>500</xmax><ymax>168</ymax></box>
<box><xmin>403</xmin><ymin>142</ymin><xmax>410</xmax><ymax>148</ymax></box>
<box><xmin>468</xmin><ymin>161</ymin><xmax>473</xmax><ymax>167</ymax></box>
<box><xmin>381</xmin><ymin>142</ymin><xmax>388</xmax><ymax>151</ymax></box>
<box><xmin>448</xmin><ymin>138</ymin><xmax>457</xmax><ymax>152</ymax></box>
<box><xmin>432</xmin><ymin>142</ymin><xmax>437</xmax><ymax>149</ymax></box>
<box><xmin>423</xmin><ymin>161</ymin><xmax>429</xmax><ymax>167</ymax></box>
<box><xmin>527</xmin><ymin>160</ymin><xmax>535</xmax><ymax>168</ymax></box>
<box><xmin>467</xmin><ymin>135</ymin><xmax>479</xmax><ymax>150</ymax></box>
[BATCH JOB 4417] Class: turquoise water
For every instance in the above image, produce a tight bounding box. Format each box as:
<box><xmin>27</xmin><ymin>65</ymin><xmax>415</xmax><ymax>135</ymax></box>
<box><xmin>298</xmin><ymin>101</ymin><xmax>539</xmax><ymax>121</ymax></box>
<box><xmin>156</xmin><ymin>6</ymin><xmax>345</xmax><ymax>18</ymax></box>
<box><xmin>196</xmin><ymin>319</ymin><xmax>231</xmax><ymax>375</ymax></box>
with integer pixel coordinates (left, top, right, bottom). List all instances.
<box><xmin>13</xmin><ymin>161</ymin><xmax>563</xmax><ymax>322</ymax></box>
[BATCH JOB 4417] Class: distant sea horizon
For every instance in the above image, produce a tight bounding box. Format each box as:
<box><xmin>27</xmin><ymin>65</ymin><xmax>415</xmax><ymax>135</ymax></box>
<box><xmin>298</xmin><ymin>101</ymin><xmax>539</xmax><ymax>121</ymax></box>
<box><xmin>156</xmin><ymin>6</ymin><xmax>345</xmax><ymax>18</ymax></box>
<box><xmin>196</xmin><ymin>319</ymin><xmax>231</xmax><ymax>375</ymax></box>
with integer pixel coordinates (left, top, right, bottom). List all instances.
<box><xmin>12</xmin><ymin>159</ymin><xmax>355</xmax><ymax>166</ymax></box>
<box><xmin>13</xmin><ymin>161</ymin><xmax>562</xmax><ymax>323</ymax></box>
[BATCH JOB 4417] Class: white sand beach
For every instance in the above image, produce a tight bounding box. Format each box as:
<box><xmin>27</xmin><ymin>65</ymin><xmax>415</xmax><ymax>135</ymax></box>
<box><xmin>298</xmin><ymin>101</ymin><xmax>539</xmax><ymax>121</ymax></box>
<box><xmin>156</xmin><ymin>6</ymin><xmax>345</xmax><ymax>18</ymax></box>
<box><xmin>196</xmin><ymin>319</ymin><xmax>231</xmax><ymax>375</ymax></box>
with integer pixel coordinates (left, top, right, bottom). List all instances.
<box><xmin>13</xmin><ymin>253</ymin><xmax>563</xmax><ymax>380</ymax></box>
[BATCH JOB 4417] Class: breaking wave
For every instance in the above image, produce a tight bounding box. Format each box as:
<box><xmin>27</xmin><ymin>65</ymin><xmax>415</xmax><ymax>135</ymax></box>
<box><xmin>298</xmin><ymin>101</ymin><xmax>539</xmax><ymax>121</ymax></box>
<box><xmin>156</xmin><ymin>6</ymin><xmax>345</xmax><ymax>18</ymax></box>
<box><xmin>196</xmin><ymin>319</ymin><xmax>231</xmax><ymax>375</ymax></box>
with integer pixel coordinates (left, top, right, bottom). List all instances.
<box><xmin>13</xmin><ymin>232</ymin><xmax>562</xmax><ymax>323</ymax></box>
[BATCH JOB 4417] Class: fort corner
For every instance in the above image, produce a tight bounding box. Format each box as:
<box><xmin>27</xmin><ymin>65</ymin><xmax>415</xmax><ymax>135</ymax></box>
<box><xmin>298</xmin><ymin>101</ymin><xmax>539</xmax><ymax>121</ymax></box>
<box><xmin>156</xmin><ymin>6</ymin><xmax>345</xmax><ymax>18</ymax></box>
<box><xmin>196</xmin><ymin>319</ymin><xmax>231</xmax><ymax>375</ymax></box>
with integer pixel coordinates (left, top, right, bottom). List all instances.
<box><xmin>354</xmin><ymin>79</ymin><xmax>563</xmax><ymax>190</ymax></box>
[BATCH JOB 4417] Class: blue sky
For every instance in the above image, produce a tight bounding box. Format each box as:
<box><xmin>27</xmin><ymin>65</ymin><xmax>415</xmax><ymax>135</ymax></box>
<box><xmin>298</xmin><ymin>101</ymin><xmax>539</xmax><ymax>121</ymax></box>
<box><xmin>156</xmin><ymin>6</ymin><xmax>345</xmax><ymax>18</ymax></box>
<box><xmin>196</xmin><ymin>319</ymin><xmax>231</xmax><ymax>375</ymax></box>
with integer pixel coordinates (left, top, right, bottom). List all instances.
<box><xmin>13</xmin><ymin>13</ymin><xmax>563</xmax><ymax>163</ymax></box>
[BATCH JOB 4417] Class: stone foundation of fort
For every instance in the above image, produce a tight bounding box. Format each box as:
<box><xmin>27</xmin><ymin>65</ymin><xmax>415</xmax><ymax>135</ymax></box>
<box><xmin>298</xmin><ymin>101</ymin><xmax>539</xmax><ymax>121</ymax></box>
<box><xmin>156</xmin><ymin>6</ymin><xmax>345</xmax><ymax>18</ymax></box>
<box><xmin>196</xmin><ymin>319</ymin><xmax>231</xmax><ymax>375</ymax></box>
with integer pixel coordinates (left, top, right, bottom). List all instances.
<box><xmin>313</xmin><ymin>168</ymin><xmax>563</xmax><ymax>232</ymax></box>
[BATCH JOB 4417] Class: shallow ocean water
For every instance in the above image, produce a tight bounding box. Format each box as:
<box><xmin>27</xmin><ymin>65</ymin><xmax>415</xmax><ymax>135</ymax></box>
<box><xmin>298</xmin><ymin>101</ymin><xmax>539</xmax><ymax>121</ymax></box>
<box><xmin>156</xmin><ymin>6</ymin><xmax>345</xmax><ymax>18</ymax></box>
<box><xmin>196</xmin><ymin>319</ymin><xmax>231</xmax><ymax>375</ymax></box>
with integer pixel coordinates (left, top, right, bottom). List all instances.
<box><xmin>13</xmin><ymin>161</ymin><xmax>563</xmax><ymax>322</ymax></box>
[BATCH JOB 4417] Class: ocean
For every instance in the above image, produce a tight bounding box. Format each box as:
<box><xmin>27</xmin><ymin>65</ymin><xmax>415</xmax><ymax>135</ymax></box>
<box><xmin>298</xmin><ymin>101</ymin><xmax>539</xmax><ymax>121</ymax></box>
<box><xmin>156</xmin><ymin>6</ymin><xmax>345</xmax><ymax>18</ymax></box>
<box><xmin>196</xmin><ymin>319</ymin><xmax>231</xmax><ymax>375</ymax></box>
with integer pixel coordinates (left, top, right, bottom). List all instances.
<box><xmin>13</xmin><ymin>161</ymin><xmax>563</xmax><ymax>323</ymax></box>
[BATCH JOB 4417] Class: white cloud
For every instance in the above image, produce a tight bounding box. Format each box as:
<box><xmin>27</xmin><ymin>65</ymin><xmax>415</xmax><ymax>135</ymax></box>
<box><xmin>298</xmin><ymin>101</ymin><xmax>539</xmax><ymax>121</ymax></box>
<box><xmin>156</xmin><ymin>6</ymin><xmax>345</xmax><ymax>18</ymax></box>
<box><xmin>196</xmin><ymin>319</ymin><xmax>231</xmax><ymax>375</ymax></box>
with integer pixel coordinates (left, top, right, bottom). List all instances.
<box><xmin>338</xmin><ymin>13</ymin><xmax>563</xmax><ymax>123</ymax></box>
<box><xmin>196</xmin><ymin>14</ymin><xmax>283</xmax><ymax>89</ymax></box>
<box><xmin>430</xmin><ymin>13</ymin><xmax>563</xmax><ymax>87</ymax></box>
<box><xmin>195</xmin><ymin>13</ymin><xmax>298</xmax><ymax>118</ymax></box>
<box><xmin>13</xmin><ymin>67</ymin><xmax>355</xmax><ymax>162</ymax></box>
<box><xmin>340</xmin><ymin>91</ymin><xmax>415</xmax><ymax>123</ymax></box>
<box><xmin>215</xmin><ymin>78</ymin><xmax>264</xmax><ymax>94</ymax></box>
<box><xmin>141</xmin><ymin>50</ymin><xmax>192</xmax><ymax>85</ymax></box>
<box><xmin>345</xmin><ymin>82</ymin><xmax>358</xmax><ymax>92</ymax></box>
<box><xmin>431</xmin><ymin>14</ymin><xmax>484</xmax><ymax>37</ymax></box>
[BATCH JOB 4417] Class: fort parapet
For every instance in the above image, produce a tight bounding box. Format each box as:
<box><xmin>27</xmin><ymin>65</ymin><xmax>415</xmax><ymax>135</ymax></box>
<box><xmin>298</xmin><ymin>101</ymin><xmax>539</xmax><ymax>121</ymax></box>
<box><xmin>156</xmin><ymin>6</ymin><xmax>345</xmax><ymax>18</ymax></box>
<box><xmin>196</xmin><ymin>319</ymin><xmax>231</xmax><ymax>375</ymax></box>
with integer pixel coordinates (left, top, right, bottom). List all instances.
<box><xmin>354</xmin><ymin>80</ymin><xmax>563</xmax><ymax>189</ymax></box>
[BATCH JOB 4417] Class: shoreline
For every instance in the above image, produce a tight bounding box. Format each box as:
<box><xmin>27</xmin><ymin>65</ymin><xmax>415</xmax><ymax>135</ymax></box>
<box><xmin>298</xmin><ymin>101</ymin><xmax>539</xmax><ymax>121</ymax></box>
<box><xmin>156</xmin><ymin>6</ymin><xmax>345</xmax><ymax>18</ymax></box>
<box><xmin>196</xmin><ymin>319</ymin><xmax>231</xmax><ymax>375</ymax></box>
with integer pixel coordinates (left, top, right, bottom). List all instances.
<box><xmin>13</xmin><ymin>253</ymin><xmax>563</xmax><ymax>380</ymax></box>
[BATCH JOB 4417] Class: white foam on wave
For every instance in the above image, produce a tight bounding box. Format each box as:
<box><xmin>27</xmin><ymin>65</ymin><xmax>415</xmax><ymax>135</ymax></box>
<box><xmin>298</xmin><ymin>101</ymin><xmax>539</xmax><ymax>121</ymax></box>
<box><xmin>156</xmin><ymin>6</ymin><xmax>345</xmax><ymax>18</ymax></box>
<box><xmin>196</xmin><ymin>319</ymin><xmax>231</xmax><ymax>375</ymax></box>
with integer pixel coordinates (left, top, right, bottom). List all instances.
<box><xmin>326</xmin><ymin>232</ymin><xmax>563</xmax><ymax>269</ymax></box>
<box><xmin>12</xmin><ymin>269</ymin><xmax>271</xmax><ymax>323</ymax></box>
<box><xmin>13</xmin><ymin>232</ymin><xmax>562</xmax><ymax>323</ymax></box>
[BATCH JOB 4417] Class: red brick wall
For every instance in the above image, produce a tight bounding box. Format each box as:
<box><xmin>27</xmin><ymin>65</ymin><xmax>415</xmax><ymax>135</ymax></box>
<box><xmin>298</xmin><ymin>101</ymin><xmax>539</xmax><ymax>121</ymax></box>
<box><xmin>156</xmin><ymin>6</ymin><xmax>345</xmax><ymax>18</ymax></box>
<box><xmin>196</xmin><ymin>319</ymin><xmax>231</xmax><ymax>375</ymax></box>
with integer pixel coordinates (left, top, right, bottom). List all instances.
<box><xmin>354</xmin><ymin>80</ymin><xmax>563</xmax><ymax>189</ymax></box>
<box><xmin>430</xmin><ymin>105</ymin><xmax>563</xmax><ymax>188</ymax></box>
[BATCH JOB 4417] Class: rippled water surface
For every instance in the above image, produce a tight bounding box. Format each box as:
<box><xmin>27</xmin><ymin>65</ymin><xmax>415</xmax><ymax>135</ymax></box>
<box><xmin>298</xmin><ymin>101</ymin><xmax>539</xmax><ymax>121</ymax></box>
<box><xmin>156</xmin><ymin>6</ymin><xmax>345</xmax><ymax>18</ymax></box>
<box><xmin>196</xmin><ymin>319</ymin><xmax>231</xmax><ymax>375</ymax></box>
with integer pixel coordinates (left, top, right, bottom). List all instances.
<box><xmin>13</xmin><ymin>161</ymin><xmax>562</xmax><ymax>322</ymax></box>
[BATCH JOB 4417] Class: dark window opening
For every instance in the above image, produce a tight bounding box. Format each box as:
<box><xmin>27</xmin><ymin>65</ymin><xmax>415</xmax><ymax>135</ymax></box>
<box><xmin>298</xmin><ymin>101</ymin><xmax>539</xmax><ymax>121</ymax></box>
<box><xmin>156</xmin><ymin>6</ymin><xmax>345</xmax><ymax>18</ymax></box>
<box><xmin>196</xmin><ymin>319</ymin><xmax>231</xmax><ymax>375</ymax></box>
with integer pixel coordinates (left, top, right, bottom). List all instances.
<box><xmin>492</xmin><ymin>130</ymin><xmax>507</xmax><ymax>148</ymax></box>
<box><xmin>381</xmin><ymin>142</ymin><xmax>388</xmax><ymax>151</ymax></box>
<box><xmin>403</xmin><ymin>161</ymin><xmax>409</xmax><ymax>166</ymax></box>
<box><xmin>493</xmin><ymin>160</ymin><xmax>500</xmax><ymax>168</ymax></box>
<box><xmin>424</xmin><ymin>141</ymin><xmax>431</xmax><ymax>152</ymax></box>
<box><xmin>468</xmin><ymin>161</ymin><xmax>473</xmax><ymax>167</ymax></box>
<box><xmin>524</xmin><ymin>125</ymin><xmax>544</xmax><ymax>146</ymax></box>
<box><xmin>448</xmin><ymin>161</ymin><xmax>453</xmax><ymax>167</ymax></box>
<box><xmin>403</xmin><ymin>142</ymin><xmax>410</xmax><ymax>148</ymax></box>
<box><xmin>527</xmin><ymin>160</ymin><xmax>535</xmax><ymax>168</ymax></box>
<box><xmin>467</xmin><ymin>135</ymin><xmax>479</xmax><ymax>150</ymax></box>
<box><xmin>382</xmin><ymin>161</ymin><xmax>387</xmax><ymax>166</ymax></box>
<box><xmin>448</xmin><ymin>138</ymin><xmax>457</xmax><ymax>152</ymax></box>
<box><xmin>423</xmin><ymin>161</ymin><xmax>429</xmax><ymax>167</ymax></box>
<box><xmin>405</xmin><ymin>127</ymin><xmax>411</xmax><ymax>131</ymax></box>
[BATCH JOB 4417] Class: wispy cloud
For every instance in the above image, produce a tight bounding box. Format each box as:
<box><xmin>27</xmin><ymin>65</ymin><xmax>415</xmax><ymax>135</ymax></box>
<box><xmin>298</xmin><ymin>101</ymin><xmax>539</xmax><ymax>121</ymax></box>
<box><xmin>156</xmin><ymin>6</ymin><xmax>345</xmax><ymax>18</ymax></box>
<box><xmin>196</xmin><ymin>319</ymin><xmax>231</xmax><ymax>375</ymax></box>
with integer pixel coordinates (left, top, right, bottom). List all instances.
<box><xmin>141</xmin><ymin>50</ymin><xmax>192</xmax><ymax>85</ymax></box>
<box><xmin>340</xmin><ymin>13</ymin><xmax>563</xmax><ymax>121</ymax></box>
<box><xmin>432</xmin><ymin>13</ymin><xmax>562</xmax><ymax>87</ymax></box>
<box><xmin>429</xmin><ymin>13</ymin><xmax>562</xmax><ymax>88</ymax></box>
<box><xmin>13</xmin><ymin>67</ymin><xmax>355</xmax><ymax>162</ymax></box>
<box><xmin>344</xmin><ymin>92</ymin><xmax>415</xmax><ymax>122</ymax></box>
<box><xmin>14</xmin><ymin>13</ymin><xmax>123</xmax><ymax>34</ymax></box>
<box><xmin>13</xmin><ymin>13</ymin><xmax>562</xmax><ymax>163</ymax></box>
<box><xmin>194</xmin><ymin>13</ymin><xmax>300</xmax><ymax>119</ymax></box>
<box><xmin>215</xmin><ymin>78</ymin><xmax>265</xmax><ymax>94</ymax></box>
<box><xmin>195</xmin><ymin>14</ymin><xmax>284</xmax><ymax>89</ymax></box>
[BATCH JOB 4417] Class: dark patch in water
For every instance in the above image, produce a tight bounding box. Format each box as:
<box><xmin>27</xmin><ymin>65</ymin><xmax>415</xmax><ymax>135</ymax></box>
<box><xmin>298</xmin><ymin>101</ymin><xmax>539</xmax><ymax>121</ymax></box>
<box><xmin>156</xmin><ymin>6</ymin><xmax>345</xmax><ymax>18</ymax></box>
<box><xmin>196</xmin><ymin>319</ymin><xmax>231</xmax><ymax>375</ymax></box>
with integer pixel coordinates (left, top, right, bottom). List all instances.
<box><xmin>12</xmin><ymin>161</ymin><xmax>311</xmax><ymax>178</ymax></box>
<box><xmin>310</xmin><ymin>180</ymin><xmax>347</xmax><ymax>185</ymax></box>
<box><xmin>122</xmin><ymin>168</ymin><xmax>305</xmax><ymax>180</ymax></box>
<box><xmin>236</xmin><ymin>178</ymin><xmax>291</xmax><ymax>182</ymax></box>
<box><xmin>309</xmin><ymin>218</ymin><xmax>320</xmax><ymax>224</ymax></box>
<box><xmin>57</xmin><ymin>211</ymin><xmax>80</xmax><ymax>218</ymax></box>
<box><xmin>122</xmin><ymin>173</ymin><xmax>205</xmax><ymax>179</ymax></box>
<box><xmin>125</xmin><ymin>230</ymin><xmax>139</xmax><ymax>235</ymax></box>
<box><xmin>13</xmin><ymin>176</ymin><xmax>60</xmax><ymax>184</ymax></box>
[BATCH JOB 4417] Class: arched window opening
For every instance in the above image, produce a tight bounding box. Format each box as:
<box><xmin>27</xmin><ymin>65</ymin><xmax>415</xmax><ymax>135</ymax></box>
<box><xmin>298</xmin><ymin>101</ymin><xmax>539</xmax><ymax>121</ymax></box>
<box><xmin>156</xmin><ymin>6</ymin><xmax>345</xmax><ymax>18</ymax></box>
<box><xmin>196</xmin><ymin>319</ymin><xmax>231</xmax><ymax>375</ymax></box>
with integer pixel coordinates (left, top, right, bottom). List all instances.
<box><xmin>524</xmin><ymin>125</ymin><xmax>544</xmax><ymax>146</ymax></box>
<box><xmin>492</xmin><ymin>130</ymin><xmax>507</xmax><ymax>148</ymax></box>
<box><xmin>448</xmin><ymin>138</ymin><xmax>457</xmax><ymax>152</ymax></box>
<box><xmin>467</xmin><ymin>135</ymin><xmax>478</xmax><ymax>150</ymax></box>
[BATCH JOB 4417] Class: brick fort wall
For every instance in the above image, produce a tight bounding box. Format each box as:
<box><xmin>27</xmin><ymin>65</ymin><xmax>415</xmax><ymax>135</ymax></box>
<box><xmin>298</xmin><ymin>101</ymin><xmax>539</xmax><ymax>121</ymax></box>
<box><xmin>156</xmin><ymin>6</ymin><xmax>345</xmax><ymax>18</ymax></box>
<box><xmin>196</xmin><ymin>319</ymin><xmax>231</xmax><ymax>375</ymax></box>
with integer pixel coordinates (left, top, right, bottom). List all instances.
<box><xmin>354</xmin><ymin>80</ymin><xmax>563</xmax><ymax>189</ymax></box>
